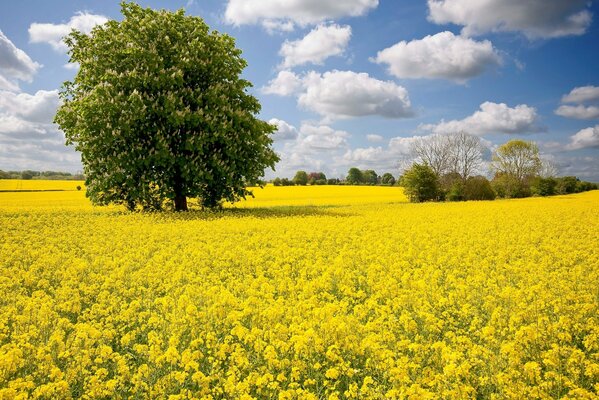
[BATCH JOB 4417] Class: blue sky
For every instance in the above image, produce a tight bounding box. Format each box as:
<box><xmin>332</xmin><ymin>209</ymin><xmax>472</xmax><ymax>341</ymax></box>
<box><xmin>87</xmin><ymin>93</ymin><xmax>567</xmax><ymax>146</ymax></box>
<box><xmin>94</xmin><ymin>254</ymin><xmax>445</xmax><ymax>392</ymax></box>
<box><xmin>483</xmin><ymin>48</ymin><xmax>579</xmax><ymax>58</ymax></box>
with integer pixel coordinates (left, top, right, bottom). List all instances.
<box><xmin>0</xmin><ymin>0</ymin><xmax>598</xmax><ymax>180</ymax></box>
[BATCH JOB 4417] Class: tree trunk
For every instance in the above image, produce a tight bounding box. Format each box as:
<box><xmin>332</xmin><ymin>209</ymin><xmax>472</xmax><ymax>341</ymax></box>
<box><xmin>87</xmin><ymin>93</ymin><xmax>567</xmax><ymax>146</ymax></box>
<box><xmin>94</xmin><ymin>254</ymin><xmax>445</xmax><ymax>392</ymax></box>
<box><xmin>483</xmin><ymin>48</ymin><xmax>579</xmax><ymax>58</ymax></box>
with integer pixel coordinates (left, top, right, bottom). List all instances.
<box><xmin>174</xmin><ymin>195</ymin><xmax>187</xmax><ymax>211</ymax></box>
<box><xmin>173</xmin><ymin>164</ymin><xmax>188</xmax><ymax>211</ymax></box>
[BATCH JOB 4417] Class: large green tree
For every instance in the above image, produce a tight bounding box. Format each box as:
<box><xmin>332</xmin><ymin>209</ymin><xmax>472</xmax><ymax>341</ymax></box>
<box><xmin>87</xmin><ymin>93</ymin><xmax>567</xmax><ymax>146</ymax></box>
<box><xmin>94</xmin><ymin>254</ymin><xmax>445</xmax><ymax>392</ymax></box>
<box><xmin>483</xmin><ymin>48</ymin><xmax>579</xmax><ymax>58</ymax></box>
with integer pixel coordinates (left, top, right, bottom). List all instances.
<box><xmin>55</xmin><ymin>2</ymin><xmax>279</xmax><ymax>211</ymax></box>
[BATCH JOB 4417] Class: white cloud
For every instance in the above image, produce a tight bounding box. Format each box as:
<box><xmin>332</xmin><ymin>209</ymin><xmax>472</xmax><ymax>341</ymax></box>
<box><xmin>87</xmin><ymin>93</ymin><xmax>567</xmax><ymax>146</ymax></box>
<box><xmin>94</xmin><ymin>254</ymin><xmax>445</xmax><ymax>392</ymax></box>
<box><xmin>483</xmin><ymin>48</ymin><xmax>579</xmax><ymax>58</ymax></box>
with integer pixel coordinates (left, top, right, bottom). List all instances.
<box><xmin>268</xmin><ymin>123</ymin><xmax>350</xmax><ymax>178</ymax></box>
<box><xmin>561</xmin><ymin>85</ymin><xmax>599</xmax><ymax>104</ymax></box>
<box><xmin>0</xmin><ymin>30</ymin><xmax>41</xmax><ymax>90</ymax></box>
<box><xmin>298</xmin><ymin>70</ymin><xmax>413</xmax><ymax>119</ymax></box>
<box><xmin>262</xmin><ymin>70</ymin><xmax>303</xmax><ymax>96</ymax></box>
<box><xmin>298</xmin><ymin>124</ymin><xmax>350</xmax><ymax>150</ymax></box>
<box><xmin>366</xmin><ymin>134</ymin><xmax>384</xmax><ymax>142</ymax></box>
<box><xmin>280</xmin><ymin>24</ymin><xmax>351</xmax><ymax>68</ymax></box>
<box><xmin>374</xmin><ymin>31</ymin><xmax>501</xmax><ymax>82</ymax></box>
<box><xmin>29</xmin><ymin>12</ymin><xmax>108</xmax><ymax>52</ymax></box>
<box><xmin>0</xmin><ymin>75</ymin><xmax>20</xmax><ymax>92</ymax></box>
<box><xmin>566</xmin><ymin>125</ymin><xmax>599</xmax><ymax>150</ymax></box>
<box><xmin>225</xmin><ymin>0</ymin><xmax>378</xmax><ymax>30</ymax></box>
<box><xmin>427</xmin><ymin>0</ymin><xmax>592</xmax><ymax>39</ymax></box>
<box><xmin>269</xmin><ymin>118</ymin><xmax>298</xmax><ymax>141</ymax></box>
<box><xmin>421</xmin><ymin>101</ymin><xmax>542</xmax><ymax>135</ymax></box>
<box><xmin>0</xmin><ymin>90</ymin><xmax>60</xmax><ymax>124</ymax></box>
<box><xmin>555</xmin><ymin>105</ymin><xmax>599</xmax><ymax>120</ymax></box>
<box><xmin>0</xmin><ymin>88</ymin><xmax>78</xmax><ymax>171</ymax></box>
<box><xmin>340</xmin><ymin>135</ymin><xmax>424</xmax><ymax>172</ymax></box>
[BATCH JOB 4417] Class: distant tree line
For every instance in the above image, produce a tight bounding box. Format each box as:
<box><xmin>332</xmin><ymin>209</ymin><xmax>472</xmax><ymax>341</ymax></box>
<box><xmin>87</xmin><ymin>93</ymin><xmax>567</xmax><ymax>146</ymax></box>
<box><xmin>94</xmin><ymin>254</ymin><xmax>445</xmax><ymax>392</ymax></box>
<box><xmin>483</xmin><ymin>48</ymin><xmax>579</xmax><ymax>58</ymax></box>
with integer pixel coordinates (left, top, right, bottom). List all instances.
<box><xmin>0</xmin><ymin>170</ymin><xmax>85</xmax><ymax>180</ymax></box>
<box><xmin>401</xmin><ymin>132</ymin><xmax>597</xmax><ymax>202</ymax></box>
<box><xmin>271</xmin><ymin>169</ymin><xmax>399</xmax><ymax>187</ymax></box>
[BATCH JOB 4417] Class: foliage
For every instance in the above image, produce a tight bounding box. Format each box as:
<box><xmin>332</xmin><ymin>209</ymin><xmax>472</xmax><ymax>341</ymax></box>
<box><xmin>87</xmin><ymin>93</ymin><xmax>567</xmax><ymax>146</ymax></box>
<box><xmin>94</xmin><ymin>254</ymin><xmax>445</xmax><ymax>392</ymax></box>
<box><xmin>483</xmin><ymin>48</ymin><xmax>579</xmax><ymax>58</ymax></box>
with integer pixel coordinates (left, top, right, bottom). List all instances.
<box><xmin>1</xmin><ymin>186</ymin><xmax>598</xmax><ymax>398</ymax></box>
<box><xmin>307</xmin><ymin>172</ymin><xmax>326</xmax><ymax>185</ymax></box>
<box><xmin>491</xmin><ymin>140</ymin><xmax>541</xmax><ymax>183</ymax></box>
<box><xmin>362</xmin><ymin>170</ymin><xmax>378</xmax><ymax>185</ymax></box>
<box><xmin>531</xmin><ymin>177</ymin><xmax>557</xmax><ymax>197</ymax></box>
<box><xmin>327</xmin><ymin>178</ymin><xmax>340</xmax><ymax>185</ymax></box>
<box><xmin>346</xmin><ymin>168</ymin><xmax>363</xmax><ymax>185</ymax></box>
<box><xmin>54</xmin><ymin>2</ymin><xmax>278</xmax><ymax>211</ymax></box>
<box><xmin>463</xmin><ymin>176</ymin><xmax>495</xmax><ymax>201</ymax></box>
<box><xmin>20</xmin><ymin>171</ymin><xmax>34</xmax><ymax>180</ymax></box>
<box><xmin>556</xmin><ymin>176</ymin><xmax>579</xmax><ymax>194</ymax></box>
<box><xmin>292</xmin><ymin>171</ymin><xmax>308</xmax><ymax>186</ymax></box>
<box><xmin>381</xmin><ymin>173</ymin><xmax>396</xmax><ymax>186</ymax></box>
<box><xmin>401</xmin><ymin>163</ymin><xmax>440</xmax><ymax>202</ymax></box>
<box><xmin>272</xmin><ymin>177</ymin><xmax>282</xmax><ymax>186</ymax></box>
<box><xmin>491</xmin><ymin>173</ymin><xmax>531</xmax><ymax>198</ymax></box>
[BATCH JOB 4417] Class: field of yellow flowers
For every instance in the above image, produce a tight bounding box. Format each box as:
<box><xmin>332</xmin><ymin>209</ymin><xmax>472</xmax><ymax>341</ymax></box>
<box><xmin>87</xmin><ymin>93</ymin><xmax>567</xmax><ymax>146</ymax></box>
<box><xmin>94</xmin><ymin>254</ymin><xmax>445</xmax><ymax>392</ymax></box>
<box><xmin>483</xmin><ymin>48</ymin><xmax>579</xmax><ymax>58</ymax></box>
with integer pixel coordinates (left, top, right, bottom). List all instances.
<box><xmin>0</xmin><ymin>184</ymin><xmax>598</xmax><ymax>399</ymax></box>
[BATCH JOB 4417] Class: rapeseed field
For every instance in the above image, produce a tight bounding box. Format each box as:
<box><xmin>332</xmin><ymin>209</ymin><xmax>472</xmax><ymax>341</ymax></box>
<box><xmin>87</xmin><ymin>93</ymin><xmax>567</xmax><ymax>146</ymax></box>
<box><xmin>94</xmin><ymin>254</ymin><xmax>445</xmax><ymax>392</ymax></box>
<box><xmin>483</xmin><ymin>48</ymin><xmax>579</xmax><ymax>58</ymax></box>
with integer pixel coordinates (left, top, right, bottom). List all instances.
<box><xmin>0</xmin><ymin>184</ymin><xmax>597</xmax><ymax>399</ymax></box>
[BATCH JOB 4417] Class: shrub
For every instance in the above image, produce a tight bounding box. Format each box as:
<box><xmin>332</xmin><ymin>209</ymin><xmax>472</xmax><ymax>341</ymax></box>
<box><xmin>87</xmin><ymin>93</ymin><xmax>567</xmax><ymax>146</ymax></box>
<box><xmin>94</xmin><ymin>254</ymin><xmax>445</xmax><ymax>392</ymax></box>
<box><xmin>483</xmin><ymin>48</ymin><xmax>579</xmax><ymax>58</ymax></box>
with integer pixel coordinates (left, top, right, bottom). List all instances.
<box><xmin>381</xmin><ymin>173</ymin><xmax>396</xmax><ymax>186</ymax></box>
<box><xmin>401</xmin><ymin>163</ymin><xmax>440</xmax><ymax>202</ymax></box>
<box><xmin>531</xmin><ymin>177</ymin><xmax>557</xmax><ymax>196</ymax></box>
<box><xmin>464</xmin><ymin>176</ymin><xmax>495</xmax><ymax>201</ymax></box>
<box><xmin>293</xmin><ymin>171</ymin><xmax>308</xmax><ymax>186</ymax></box>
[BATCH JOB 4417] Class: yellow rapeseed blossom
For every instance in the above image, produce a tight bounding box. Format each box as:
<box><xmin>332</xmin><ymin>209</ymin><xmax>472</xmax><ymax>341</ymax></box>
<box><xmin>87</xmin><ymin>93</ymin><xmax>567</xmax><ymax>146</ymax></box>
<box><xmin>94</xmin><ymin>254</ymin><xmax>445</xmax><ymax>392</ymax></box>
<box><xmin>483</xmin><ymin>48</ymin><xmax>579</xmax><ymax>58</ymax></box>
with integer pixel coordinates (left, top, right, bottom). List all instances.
<box><xmin>0</xmin><ymin>183</ymin><xmax>598</xmax><ymax>398</ymax></box>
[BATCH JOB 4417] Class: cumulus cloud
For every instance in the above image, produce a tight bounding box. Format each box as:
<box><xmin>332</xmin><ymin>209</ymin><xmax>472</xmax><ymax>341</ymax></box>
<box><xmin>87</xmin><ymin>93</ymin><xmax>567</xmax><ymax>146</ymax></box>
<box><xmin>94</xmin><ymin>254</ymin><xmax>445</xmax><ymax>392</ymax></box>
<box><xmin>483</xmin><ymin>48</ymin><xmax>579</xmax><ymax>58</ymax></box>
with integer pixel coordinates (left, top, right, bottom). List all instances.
<box><xmin>566</xmin><ymin>125</ymin><xmax>599</xmax><ymax>150</ymax></box>
<box><xmin>427</xmin><ymin>0</ymin><xmax>592</xmax><ymax>39</ymax></box>
<box><xmin>262</xmin><ymin>70</ymin><xmax>304</xmax><ymax>96</ymax></box>
<box><xmin>298</xmin><ymin>124</ymin><xmax>350</xmax><ymax>150</ymax></box>
<box><xmin>374</xmin><ymin>31</ymin><xmax>501</xmax><ymax>82</ymax></box>
<box><xmin>555</xmin><ymin>85</ymin><xmax>599</xmax><ymax>120</ymax></box>
<box><xmin>280</xmin><ymin>24</ymin><xmax>351</xmax><ymax>68</ymax></box>
<box><xmin>421</xmin><ymin>101</ymin><xmax>542</xmax><ymax>135</ymax></box>
<box><xmin>225</xmin><ymin>0</ymin><xmax>378</xmax><ymax>30</ymax></box>
<box><xmin>298</xmin><ymin>70</ymin><xmax>413</xmax><ymax>119</ymax></box>
<box><xmin>0</xmin><ymin>90</ymin><xmax>60</xmax><ymax>124</ymax></box>
<box><xmin>29</xmin><ymin>12</ymin><xmax>108</xmax><ymax>52</ymax></box>
<box><xmin>269</xmin><ymin>118</ymin><xmax>298</xmax><ymax>141</ymax></box>
<box><xmin>268</xmin><ymin>122</ymin><xmax>351</xmax><ymax>178</ymax></box>
<box><xmin>561</xmin><ymin>86</ymin><xmax>599</xmax><ymax>104</ymax></box>
<box><xmin>366</xmin><ymin>134</ymin><xmax>384</xmax><ymax>142</ymax></box>
<box><xmin>0</xmin><ymin>30</ymin><xmax>41</xmax><ymax>90</ymax></box>
<box><xmin>0</xmin><ymin>88</ymin><xmax>80</xmax><ymax>171</ymax></box>
<box><xmin>340</xmin><ymin>135</ymin><xmax>425</xmax><ymax>171</ymax></box>
<box><xmin>555</xmin><ymin>105</ymin><xmax>599</xmax><ymax>120</ymax></box>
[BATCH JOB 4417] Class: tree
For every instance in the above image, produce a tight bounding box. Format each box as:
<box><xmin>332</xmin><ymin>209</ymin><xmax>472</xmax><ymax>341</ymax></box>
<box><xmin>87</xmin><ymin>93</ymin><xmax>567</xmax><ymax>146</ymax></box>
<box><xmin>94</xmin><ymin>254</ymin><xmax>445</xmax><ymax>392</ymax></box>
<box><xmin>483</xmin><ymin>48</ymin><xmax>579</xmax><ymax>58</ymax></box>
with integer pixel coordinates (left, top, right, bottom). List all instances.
<box><xmin>21</xmin><ymin>171</ymin><xmax>35</xmax><ymax>180</ymax></box>
<box><xmin>362</xmin><ymin>170</ymin><xmax>378</xmax><ymax>185</ymax></box>
<box><xmin>346</xmin><ymin>167</ymin><xmax>363</xmax><ymax>185</ymax></box>
<box><xmin>293</xmin><ymin>171</ymin><xmax>308</xmax><ymax>185</ymax></box>
<box><xmin>491</xmin><ymin>140</ymin><xmax>541</xmax><ymax>183</ymax></box>
<box><xmin>411</xmin><ymin>134</ymin><xmax>452</xmax><ymax>176</ymax></box>
<box><xmin>272</xmin><ymin>177</ymin><xmax>282</xmax><ymax>186</ymax></box>
<box><xmin>54</xmin><ymin>3</ymin><xmax>278</xmax><ymax>211</ymax></box>
<box><xmin>308</xmin><ymin>172</ymin><xmax>326</xmax><ymax>185</ymax></box>
<box><xmin>463</xmin><ymin>176</ymin><xmax>495</xmax><ymax>200</ymax></box>
<box><xmin>401</xmin><ymin>163</ymin><xmax>439</xmax><ymax>202</ymax></box>
<box><xmin>381</xmin><ymin>173</ymin><xmax>396</xmax><ymax>186</ymax></box>
<box><xmin>447</xmin><ymin>131</ymin><xmax>484</xmax><ymax>180</ymax></box>
<box><xmin>531</xmin><ymin>176</ymin><xmax>557</xmax><ymax>196</ymax></box>
<box><xmin>556</xmin><ymin>176</ymin><xmax>579</xmax><ymax>194</ymax></box>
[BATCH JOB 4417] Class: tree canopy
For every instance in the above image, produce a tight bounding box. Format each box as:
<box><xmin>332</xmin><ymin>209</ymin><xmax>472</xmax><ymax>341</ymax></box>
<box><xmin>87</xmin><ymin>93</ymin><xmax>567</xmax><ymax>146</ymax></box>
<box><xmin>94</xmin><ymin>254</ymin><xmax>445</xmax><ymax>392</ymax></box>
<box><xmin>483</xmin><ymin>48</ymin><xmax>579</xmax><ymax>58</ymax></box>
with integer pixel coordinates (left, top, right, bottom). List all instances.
<box><xmin>55</xmin><ymin>2</ymin><xmax>279</xmax><ymax>211</ymax></box>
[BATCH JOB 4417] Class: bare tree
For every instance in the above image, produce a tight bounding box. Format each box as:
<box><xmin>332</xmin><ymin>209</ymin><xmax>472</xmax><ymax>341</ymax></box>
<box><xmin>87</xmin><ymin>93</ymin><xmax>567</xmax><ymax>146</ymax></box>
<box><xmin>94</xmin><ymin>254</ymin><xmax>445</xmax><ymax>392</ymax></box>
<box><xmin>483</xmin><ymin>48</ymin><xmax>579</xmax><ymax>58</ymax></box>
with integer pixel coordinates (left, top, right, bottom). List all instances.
<box><xmin>539</xmin><ymin>158</ymin><xmax>558</xmax><ymax>178</ymax></box>
<box><xmin>447</xmin><ymin>131</ymin><xmax>485</xmax><ymax>180</ymax></box>
<box><xmin>411</xmin><ymin>131</ymin><xmax>484</xmax><ymax>179</ymax></box>
<box><xmin>411</xmin><ymin>134</ymin><xmax>452</xmax><ymax>176</ymax></box>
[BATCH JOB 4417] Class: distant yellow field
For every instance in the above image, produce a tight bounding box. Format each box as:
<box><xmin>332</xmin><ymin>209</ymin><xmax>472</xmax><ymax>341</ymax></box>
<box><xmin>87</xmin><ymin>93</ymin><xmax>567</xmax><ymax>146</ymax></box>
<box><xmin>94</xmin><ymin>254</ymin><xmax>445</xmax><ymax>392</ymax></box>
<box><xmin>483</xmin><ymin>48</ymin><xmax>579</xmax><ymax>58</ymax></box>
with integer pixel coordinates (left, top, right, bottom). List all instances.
<box><xmin>1</xmin><ymin>184</ymin><xmax>597</xmax><ymax>398</ymax></box>
<box><xmin>0</xmin><ymin>179</ymin><xmax>85</xmax><ymax>191</ymax></box>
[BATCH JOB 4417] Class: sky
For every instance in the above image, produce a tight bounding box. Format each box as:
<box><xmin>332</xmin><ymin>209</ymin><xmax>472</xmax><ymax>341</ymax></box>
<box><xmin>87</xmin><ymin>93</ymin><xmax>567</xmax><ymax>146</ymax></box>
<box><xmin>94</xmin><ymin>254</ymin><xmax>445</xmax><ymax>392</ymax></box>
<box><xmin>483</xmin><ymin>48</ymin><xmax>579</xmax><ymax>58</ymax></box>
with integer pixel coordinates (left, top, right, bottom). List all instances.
<box><xmin>0</xmin><ymin>0</ymin><xmax>598</xmax><ymax>181</ymax></box>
